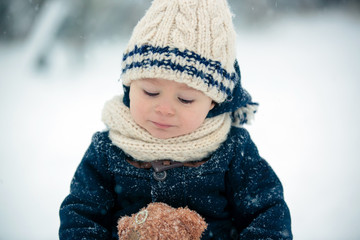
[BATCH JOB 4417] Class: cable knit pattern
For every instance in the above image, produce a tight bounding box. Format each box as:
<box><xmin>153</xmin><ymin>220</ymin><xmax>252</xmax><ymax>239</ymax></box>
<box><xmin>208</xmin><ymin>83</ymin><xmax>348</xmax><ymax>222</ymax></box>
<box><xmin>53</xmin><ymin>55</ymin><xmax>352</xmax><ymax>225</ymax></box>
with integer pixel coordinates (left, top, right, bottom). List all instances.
<box><xmin>102</xmin><ymin>96</ymin><xmax>231</xmax><ymax>162</ymax></box>
<box><xmin>125</xmin><ymin>0</ymin><xmax>235</xmax><ymax>67</ymax></box>
<box><xmin>122</xmin><ymin>0</ymin><xmax>237</xmax><ymax>103</ymax></box>
<box><xmin>173</xmin><ymin>0</ymin><xmax>198</xmax><ymax>50</ymax></box>
<box><xmin>209</xmin><ymin>0</ymin><xmax>236</xmax><ymax>66</ymax></box>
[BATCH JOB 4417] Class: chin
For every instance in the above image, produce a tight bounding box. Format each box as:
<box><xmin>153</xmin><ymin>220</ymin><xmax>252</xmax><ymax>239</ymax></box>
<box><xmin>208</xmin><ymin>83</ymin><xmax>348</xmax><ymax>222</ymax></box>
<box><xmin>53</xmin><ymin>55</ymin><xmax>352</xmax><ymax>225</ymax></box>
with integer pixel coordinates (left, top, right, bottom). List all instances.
<box><xmin>146</xmin><ymin>126</ymin><xmax>183</xmax><ymax>139</ymax></box>
<box><xmin>151</xmin><ymin>133</ymin><xmax>176</xmax><ymax>139</ymax></box>
<box><xmin>149</xmin><ymin>130</ymin><xmax>182</xmax><ymax>139</ymax></box>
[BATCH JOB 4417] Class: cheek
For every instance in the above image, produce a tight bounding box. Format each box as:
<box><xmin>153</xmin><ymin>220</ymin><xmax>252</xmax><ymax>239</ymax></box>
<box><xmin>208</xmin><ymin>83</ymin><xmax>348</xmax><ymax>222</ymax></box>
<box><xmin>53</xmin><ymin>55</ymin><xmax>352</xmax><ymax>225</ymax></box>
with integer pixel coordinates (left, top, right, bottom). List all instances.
<box><xmin>129</xmin><ymin>92</ymin><xmax>146</xmax><ymax>123</ymax></box>
<box><xmin>182</xmin><ymin>109</ymin><xmax>208</xmax><ymax>130</ymax></box>
<box><xmin>188</xmin><ymin>102</ymin><xmax>212</xmax><ymax>129</ymax></box>
<box><xmin>130</xmin><ymin>100</ymin><xmax>145</xmax><ymax>121</ymax></box>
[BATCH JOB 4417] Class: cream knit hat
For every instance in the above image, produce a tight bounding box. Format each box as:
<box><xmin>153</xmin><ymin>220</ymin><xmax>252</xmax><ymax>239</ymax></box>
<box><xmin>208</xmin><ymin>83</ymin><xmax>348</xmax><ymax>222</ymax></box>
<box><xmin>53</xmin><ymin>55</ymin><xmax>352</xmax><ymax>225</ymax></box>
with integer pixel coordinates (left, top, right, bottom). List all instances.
<box><xmin>121</xmin><ymin>0</ymin><xmax>258</xmax><ymax>125</ymax></box>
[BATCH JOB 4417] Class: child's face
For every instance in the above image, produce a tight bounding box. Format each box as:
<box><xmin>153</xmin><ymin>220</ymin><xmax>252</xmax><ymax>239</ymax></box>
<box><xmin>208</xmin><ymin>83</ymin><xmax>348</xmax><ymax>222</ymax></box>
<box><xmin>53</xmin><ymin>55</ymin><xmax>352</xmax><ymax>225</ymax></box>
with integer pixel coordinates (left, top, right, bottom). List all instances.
<box><xmin>129</xmin><ymin>78</ymin><xmax>215</xmax><ymax>139</ymax></box>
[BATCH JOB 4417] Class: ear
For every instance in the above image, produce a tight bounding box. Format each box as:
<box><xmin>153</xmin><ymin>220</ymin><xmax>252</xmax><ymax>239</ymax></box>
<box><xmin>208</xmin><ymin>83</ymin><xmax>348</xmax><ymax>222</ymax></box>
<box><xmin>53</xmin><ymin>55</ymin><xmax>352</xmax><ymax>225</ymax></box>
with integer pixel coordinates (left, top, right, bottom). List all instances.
<box><xmin>209</xmin><ymin>101</ymin><xmax>216</xmax><ymax>110</ymax></box>
<box><xmin>117</xmin><ymin>216</ymin><xmax>134</xmax><ymax>239</ymax></box>
<box><xmin>176</xmin><ymin>207</ymin><xmax>207</xmax><ymax>239</ymax></box>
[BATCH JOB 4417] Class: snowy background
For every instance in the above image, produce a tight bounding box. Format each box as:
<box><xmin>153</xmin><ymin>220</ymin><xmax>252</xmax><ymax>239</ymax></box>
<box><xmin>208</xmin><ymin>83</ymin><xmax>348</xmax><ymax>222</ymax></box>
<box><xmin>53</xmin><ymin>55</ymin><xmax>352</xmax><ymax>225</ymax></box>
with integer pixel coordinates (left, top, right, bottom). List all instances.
<box><xmin>1</xmin><ymin>0</ymin><xmax>360</xmax><ymax>239</ymax></box>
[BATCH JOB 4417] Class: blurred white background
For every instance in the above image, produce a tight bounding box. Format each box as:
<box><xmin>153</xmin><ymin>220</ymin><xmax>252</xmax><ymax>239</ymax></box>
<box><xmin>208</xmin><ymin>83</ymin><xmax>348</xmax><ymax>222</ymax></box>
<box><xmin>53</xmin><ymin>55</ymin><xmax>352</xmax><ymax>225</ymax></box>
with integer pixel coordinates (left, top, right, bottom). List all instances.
<box><xmin>1</xmin><ymin>0</ymin><xmax>360</xmax><ymax>239</ymax></box>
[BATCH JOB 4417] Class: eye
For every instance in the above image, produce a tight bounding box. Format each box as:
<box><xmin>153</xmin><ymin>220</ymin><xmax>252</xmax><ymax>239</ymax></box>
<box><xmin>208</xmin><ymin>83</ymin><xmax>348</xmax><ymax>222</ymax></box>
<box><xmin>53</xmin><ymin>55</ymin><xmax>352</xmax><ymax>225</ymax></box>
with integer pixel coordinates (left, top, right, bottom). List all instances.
<box><xmin>178</xmin><ymin>97</ymin><xmax>194</xmax><ymax>104</ymax></box>
<box><xmin>143</xmin><ymin>90</ymin><xmax>159</xmax><ymax>97</ymax></box>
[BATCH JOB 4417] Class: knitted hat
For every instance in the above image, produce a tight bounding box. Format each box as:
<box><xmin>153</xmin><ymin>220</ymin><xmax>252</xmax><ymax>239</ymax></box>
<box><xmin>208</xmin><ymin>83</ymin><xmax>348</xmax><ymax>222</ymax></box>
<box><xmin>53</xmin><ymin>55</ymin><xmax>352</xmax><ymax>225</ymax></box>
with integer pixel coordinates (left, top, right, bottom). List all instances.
<box><xmin>121</xmin><ymin>0</ymin><xmax>258</xmax><ymax>125</ymax></box>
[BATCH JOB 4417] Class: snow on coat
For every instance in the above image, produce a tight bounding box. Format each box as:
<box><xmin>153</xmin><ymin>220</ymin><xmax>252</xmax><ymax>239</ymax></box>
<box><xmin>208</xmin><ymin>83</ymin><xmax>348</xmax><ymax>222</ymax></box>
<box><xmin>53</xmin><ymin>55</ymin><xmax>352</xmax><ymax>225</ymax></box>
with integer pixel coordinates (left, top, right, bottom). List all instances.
<box><xmin>59</xmin><ymin>127</ymin><xmax>292</xmax><ymax>239</ymax></box>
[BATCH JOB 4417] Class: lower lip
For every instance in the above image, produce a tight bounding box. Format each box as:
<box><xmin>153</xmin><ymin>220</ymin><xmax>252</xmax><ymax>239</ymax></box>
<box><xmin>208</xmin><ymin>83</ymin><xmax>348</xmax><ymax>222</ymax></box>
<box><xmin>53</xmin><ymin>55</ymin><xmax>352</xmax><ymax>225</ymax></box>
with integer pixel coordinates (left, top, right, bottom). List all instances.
<box><xmin>151</xmin><ymin>121</ymin><xmax>173</xmax><ymax>129</ymax></box>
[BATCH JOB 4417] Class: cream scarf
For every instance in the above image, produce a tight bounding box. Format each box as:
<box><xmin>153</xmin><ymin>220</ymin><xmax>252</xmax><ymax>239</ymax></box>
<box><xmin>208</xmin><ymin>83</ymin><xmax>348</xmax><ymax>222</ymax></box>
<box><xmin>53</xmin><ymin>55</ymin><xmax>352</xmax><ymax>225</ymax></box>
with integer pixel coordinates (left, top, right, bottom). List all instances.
<box><xmin>102</xmin><ymin>96</ymin><xmax>231</xmax><ymax>162</ymax></box>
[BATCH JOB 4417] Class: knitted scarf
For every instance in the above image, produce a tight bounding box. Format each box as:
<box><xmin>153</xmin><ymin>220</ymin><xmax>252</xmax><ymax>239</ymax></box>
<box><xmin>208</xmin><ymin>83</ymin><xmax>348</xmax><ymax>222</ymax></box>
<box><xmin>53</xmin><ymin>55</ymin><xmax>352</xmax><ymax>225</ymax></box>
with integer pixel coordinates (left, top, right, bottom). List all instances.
<box><xmin>102</xmin><ymin>96</ymin><xmax>231</xmax><ymax>162</ymax></box>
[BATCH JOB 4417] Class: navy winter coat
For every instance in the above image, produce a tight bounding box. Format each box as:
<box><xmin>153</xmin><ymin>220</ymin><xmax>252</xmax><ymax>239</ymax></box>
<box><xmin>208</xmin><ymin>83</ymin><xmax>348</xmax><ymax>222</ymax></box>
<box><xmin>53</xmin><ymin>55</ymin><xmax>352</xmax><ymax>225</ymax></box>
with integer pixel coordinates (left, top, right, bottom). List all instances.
<box><xmin>59</xmin><ymin>127</ymin><xmax>292</xmax><ymax>239</ymax></box>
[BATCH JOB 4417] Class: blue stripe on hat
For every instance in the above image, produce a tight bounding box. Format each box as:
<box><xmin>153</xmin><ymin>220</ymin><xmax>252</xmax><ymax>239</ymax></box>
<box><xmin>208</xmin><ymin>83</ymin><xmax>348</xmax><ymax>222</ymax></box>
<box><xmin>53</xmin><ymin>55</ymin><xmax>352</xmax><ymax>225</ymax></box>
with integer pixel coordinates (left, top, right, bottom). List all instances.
<box><xmin>122</xmin><ymin>59</ymin><xmax>258</xmax><ymax>125</ymax></box>
<box><xmin>122</xmin><ymin>45</ymin><xmax>237</xmax><ymax>99</ymax></box>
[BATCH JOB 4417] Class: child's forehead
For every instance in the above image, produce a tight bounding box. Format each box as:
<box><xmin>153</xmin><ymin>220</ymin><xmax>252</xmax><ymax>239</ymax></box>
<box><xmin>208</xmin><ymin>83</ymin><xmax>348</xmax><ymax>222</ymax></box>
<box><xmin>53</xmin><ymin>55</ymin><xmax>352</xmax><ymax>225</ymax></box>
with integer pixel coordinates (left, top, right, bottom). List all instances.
<box><xmin>136</xmin><ymin>78</ymin><xmax>196</xmax><ymax>91</ymax></box>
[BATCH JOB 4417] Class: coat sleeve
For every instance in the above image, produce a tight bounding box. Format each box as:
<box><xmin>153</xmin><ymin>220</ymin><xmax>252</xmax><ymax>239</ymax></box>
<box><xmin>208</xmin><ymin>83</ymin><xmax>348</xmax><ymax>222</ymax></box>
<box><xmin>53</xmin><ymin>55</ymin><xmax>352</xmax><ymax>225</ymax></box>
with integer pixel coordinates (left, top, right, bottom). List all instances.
<box><xmin>59</xmin><ymin>132</ymin><xmax>115</xmax><ymax>240</ymax></box>
<box><xmin>227</xmin><ymin>128</ymin><xmax>292</xmax><ymax>240</ymax></box>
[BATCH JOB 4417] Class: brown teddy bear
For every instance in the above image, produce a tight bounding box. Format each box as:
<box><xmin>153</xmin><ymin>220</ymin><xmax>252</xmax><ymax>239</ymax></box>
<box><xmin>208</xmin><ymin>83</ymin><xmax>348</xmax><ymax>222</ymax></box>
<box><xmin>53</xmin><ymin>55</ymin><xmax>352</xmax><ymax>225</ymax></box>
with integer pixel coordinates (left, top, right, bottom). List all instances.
<box><xmin>117</xmin><ymin>202</ymin><xmax>207</xmax><ymax>240</ymax></box>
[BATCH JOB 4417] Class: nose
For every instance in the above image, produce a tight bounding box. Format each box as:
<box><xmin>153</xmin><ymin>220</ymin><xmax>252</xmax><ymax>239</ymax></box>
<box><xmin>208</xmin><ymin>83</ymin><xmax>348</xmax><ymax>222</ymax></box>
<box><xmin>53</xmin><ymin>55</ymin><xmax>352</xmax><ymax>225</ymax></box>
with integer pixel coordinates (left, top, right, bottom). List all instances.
<box><xmin>155</xmin><ymin>101</ymin><xmax>175</xmax><ymax>116</ymax></box>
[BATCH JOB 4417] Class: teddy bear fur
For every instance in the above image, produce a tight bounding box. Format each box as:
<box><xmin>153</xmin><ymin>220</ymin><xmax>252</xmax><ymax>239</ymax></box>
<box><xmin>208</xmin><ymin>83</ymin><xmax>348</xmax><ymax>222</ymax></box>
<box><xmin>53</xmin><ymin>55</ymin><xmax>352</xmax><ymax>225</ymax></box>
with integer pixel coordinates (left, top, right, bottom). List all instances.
<box><xmin>117</xmin><ymin>202</ymin><xmax>207</xmax><ymax>240</ymax></box>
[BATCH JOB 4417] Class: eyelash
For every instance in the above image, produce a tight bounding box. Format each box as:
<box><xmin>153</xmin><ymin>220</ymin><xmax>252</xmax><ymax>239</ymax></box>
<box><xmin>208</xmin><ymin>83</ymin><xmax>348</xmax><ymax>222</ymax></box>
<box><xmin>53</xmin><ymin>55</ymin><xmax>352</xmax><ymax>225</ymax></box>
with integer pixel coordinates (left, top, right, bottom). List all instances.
<box><xmin>178</xmin><ymin>98</ymin><xmax>194</xmax><ymax>104</ymax></box>
<box><xmin>143</xmin><ymin>90</ymin><xmax>194</xmax><ymax>104</ymax></box>
<box><xmin>143</xmin><ymin>90</ymin><xmax>159</xmax><ymax>97</ymax></box>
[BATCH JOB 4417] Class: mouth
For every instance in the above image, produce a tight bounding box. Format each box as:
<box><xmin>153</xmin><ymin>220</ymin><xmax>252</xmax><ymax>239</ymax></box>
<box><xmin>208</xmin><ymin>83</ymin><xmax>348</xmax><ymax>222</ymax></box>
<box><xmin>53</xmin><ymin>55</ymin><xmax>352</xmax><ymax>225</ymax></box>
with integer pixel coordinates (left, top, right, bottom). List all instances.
<box><xmin>151</xmin><ymin>121</ymin><xmax>174</xmax><ymax>129</ymax></box>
